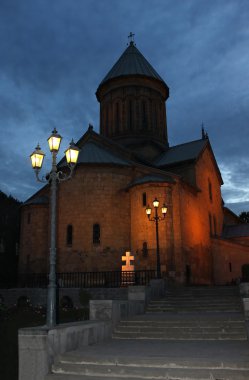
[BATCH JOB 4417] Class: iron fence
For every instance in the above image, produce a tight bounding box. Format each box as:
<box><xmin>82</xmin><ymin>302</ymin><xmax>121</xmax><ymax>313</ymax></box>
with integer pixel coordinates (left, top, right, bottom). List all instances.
<box><xmin>1</xmin><ymin>270</ymin><xmax>157</xmax><ymax>289</ymax></box>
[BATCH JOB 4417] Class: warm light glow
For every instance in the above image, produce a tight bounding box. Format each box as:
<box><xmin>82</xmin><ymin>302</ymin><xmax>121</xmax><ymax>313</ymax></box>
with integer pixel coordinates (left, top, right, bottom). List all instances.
<box><xmin>146</xmin><ymin>205</ymin><xmax>152</xmax><ymax>216</ymax></box>
<box><xmin>47</xmin><ymin>128</ymin><xmax>62</xmax><ymax>152</ymax></box>
<box><xmin>65</xmin><ymin>139</ymin><xmax>80</xmax><ymax>165</ymax></box>
<box><xmin>30</xmin><ymin>144</ymin><xmax>45</xmax><ymax>169</ymax></box>
<box><xmin>153</xmin><ymin>198</ymin><xmax>159</xmax><ymax>208</ymax></box>
<box><xmin>162</xmin><ymin>203</ymin><xmax>168</xmax><ymax>216</ymax></box>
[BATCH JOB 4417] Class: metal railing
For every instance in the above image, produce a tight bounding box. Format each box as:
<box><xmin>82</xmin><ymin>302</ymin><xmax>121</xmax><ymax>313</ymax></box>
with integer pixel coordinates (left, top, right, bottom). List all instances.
<box><xmin>2</xmin><ymin>270</ymin><xmax>157</xmax><ymax>289</ymax></box>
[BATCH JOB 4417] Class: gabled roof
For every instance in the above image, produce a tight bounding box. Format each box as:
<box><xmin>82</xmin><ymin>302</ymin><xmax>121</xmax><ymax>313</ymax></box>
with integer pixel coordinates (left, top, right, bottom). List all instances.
<box><xmin>75</xmin><ymin>141</ymin><xmax>131</xmax><ymax>165</ymax></box>
<box><xmin>58</xmin><ymin>126</ymin><xmax>135</xmax><ymax>168</ymax></box>
<box><xmin>155</xmin><ymin>139</ymin><xmax>207</xmax><ymax>167</ymax></box>
<box><xmin>98</xmin><ymin>42</ymin><xmax>167</xmax><ymax>87</ymax></box>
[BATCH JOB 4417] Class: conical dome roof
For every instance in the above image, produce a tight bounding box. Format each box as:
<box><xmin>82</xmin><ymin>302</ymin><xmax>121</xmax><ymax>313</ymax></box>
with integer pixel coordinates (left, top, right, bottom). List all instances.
<box><xmin>98</xmin><ymin>41</ymin><xmax>167</xmax><ymax>87</ymax></box>
<box><xmin>96</xmin><ymin>40</ymin><xmax>170</xmax><ymax>157</ymax></box>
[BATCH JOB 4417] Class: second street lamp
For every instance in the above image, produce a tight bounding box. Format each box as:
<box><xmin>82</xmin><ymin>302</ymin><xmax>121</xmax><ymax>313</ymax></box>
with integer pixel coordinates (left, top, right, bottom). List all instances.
<box><xmin>30</xmin><ymin>128</ymin><xmax>80</xmax><ymax>328</ymax></box>
<box><xmin>146</xmin><ymin>197</ymin><xmax>167</xmax><ymax>279</ymax></box>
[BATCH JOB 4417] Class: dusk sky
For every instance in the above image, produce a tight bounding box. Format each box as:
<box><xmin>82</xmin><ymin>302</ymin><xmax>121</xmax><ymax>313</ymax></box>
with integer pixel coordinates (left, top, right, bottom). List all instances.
<box><xmin>0</xmin><ymin>0</ymin><xmax>248</xmax><ymax>214</ymax></box>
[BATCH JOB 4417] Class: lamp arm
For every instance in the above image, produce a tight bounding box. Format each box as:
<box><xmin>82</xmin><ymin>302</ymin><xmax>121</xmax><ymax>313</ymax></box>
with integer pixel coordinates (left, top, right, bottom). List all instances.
<box><xmin>148</xmin><ymin>216</ymin><xmax>155</xmax><ymax>222</ymax></box>
<box><xmin>35</xmin><ymin>169</ymin><xmax>48</xmax><ymax>183</ymax></box>
<box><xmin>57</xmin><ymin>165</ymin><xmax>75</xmax><ymax>182</ymax></box>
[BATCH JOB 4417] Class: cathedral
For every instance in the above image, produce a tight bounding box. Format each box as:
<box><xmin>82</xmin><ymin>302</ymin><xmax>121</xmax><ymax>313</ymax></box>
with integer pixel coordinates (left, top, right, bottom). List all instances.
<box><xmin>19</xmin><ymin>39</ymin><xmax>249</xmax><ymax>285</ymax></box>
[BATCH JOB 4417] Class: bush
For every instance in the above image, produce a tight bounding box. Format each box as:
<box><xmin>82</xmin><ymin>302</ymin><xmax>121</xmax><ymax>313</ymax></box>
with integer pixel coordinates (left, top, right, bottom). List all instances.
<box><xmin>79</xmin><ymin>289</ymin><xmax>91</xmax><ymax>307</ymax></box>
<box><xmin>0</xmin><ymin>294</ymin><xmax>5</xmax><ymax>312</ymax></box>
<box><xmin>60</xmin><ymin>295</ymin><xmax>73</xmax><ymax>309</ymax></box>
<box><xmin>242</xmin><ymin>264</ymin><xmax>249</xmax><ymax>281</ymax></box>
<box><xmin>17</xmin><ymin>296</ymin><xmax>31</xmax><ymax>308</ymax></box>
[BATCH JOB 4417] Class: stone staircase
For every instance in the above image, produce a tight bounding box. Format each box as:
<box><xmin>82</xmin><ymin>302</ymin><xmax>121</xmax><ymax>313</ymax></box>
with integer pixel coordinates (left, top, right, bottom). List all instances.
<box><xmin>46</xmin><ymin>350</ymin><xmax>249</xmax><ymax>380</ymax></box>
<box><xmin>46</xmin><ymin>286</ymin><xmax>249</xmax><ymax>380</ymax></box>
<box><xmin>146</xmin><ymin>286</ymin><xmax>243</xmax><ymax>313</ymax></box>
<box><xmin>113</xmin><ymin>285</ymin><xmax>247</xmax><ymax>341</ymax></box>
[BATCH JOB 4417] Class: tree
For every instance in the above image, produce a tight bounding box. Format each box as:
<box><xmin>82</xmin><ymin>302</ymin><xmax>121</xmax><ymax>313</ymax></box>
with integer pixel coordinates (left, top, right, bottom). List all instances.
<box><xmin>239</xmin><ymin>211</ymin><xmax>249</xmax><ymax>224</ymax></box>
<box><xmin>0</xmin><ymin>191</ymin><xmax>22</xmax><ymax>286</ymax></box>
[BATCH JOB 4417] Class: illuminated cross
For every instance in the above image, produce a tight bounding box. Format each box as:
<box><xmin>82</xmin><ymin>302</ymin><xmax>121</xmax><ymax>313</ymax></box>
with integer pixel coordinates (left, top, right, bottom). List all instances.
<box><xmin>128</xmin><ymin>32</ymin><xmax>135</xmax><ymax>44</ymax></box>
<box><xmin>122</xmin><ymin>251</ymin><xmax>135</xmax><ymax>271</ymax></box>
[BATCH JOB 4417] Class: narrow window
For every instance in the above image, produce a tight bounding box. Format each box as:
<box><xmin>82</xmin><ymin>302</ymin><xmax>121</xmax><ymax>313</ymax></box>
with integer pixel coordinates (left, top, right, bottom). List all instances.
<box><xmin>27</xmin><ymin>213</ymin><xmax>31</xmax><ymax>224</ymax></box>
<box><xmin>208</xmin><ymin>180</ymin><xmax>213</xmax><ymax>202</ymax></box>
<box><xmin>142</xmin><ymin>192</ymin><xmax>147</xmax><ymax>207</ymax></box>
<box><xmin>106</xmin><ymin>105</ymin><xmax>109</xmax><ymax>130</ymax></box>
<box><xmin>129</xmin><ymin>100</ymin><xmax>132</xmax><ymax>130</ymax></box>
<box><xmin>93</xmin><ymin>223</ymin><xmax>100</xmax><ymax>245</ymax></box>
<box><xmin>115</xmin><ymin>103</ymin><xmax>119</xmax><ymax>131</ymax></box>
<box><xmin>66</xmin><ymin>225</ymin><xmax>73</xmax><ymax>246</ymax></box>
<box><xmin>142</xmin><ymin>101</ymin><xmax>147</xmax><ymax>129</ymax></box>
<box><xmin>213</xmin><ymin>215</ymin><xmax>217</xmax><ymax>236</ymax></box>
<box><xmin>142</xmin><ymin>242</ymin><xmax>148</xmax><ymax>257</ymax></box>
<box><xmin>153</xmin><ymin>103</ymin><xmax>157</xmax><ymax>129</ymax></box>
<box><xmin>229</xmin><ymin>262</ymin><xmax>232</xmax><ymax>273</ymax></box>
<box><xmin>209</xmin><ymin>213</ymin><xmax>213</xmax><ymax>236</ymax></box>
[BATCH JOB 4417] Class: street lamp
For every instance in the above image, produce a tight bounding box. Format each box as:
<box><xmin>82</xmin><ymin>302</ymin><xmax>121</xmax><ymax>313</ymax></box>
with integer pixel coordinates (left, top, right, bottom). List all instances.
<box><xmin>146</xmin><ymin>197</ymin><xmax>167</xmax><ymax>279</ymax></box>
<box><xmin>30</xmin><ymin>128</ymin><xmax>80</xmax><ymax>327</ymax></box>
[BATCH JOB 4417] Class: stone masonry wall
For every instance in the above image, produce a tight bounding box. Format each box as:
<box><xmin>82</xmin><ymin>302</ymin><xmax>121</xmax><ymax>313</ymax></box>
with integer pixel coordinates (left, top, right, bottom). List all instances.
<box><xmin>56</xmin><ymin>165</ymin><xmax>132</xmax><ymax>272</ymax></box>
<box><xmin>0</xmin><ymin>287</ymin><xmax>128</xmax><ymax>308</ymax></box>
<box><xmin>176</xmin><ymin>147</ymin><xmax>223</xmax><ymax>284</ymax></box>
<box><xmin>19</xmin><ymin>204</ymin><xmax>49</xmax><ymax>273</ymax></box>
<box><xmin>212</xmin><ymin>238</ymin><xmax>249</xmax><ymax>284</ymax></box>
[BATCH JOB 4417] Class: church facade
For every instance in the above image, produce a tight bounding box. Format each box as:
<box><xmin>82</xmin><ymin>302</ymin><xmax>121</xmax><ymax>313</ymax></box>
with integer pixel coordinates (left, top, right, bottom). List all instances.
<box><xmin>19</xmin><ymin>40</ymin><xmax>249</xmax><ymax>285</ymax></box>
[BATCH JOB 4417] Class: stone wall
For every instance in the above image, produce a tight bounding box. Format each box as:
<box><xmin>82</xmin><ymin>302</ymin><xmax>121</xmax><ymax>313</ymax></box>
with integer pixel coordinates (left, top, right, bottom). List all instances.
<box><xmin>19</xmin><ymin>320</ymin><xmax>112</xmax><ymax>380</ymax></box>
<box><xmin>212</xmin><ymin>238</ymin><xmax>249</xmax><ymax>284</ymax></box>
<box><xmin>0</xmin><ymin>287</ymin><xmax>128</xmax><ymax>307</ymax></box>
<box><xmin>130</xmin><ymin>181</ymin><xmax>177</xmax><ymax>276</ymax></box>
<box><xmin>179</xmin><ymin>146</ymin><xmax>224</xmax><ymax>285</ymax></box>
<box><xmin>19</xmin><ymin>203</ymin><xmax>49</xmax><ymax>273</ymax></box>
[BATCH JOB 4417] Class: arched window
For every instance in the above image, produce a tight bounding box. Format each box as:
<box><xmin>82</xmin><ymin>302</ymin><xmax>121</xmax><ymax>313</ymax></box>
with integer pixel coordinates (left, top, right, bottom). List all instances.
<box><xmin>128</xmin><ymin>100</ymin><xmax>133</xmax><ymax>130</ymax></box>
<box><xmin>208</xmin><ymin>180</ymin><xmax>213</xmax><ymax>202</ymax></box>
<box><xmin>213</xmin><ymin>215</ymin><xmax>217</xmax><ymax>236</ymax></box>
<box><xmin>142</xmin><ymin>192</ymin><xmax>147</xmax><ymax>207</ymax></box>
<box><xmin>142</xmin><ymin>242</ymin><xmax>148</xmax><ymax>257</ymax></box>
<box><xmin>115</xmin><ymin>103</ymin><xmax>120</xmax><ymax>132</ymax></box>
<box><xmin>66</xmin><ymin>225</ymin><xmax>73</xmax><ymax>246</ymax></box>
<box><xmin>142</xmin><ymin>100</ymin><xmax>147</xmax><ymax>129</ymax></box>
<box><xmin>93</xmin><ymin>223</ymin><xmax>100</xmax><ymax>245</ymax></box>
<box><xmin>106</xmin><ymin>105</ymin><xmax>109</xmax><ymax>131</ymax></box>
<box><xmin>209</xmin><ymin>213</ymin><xmax>212</xmax><ymax>236</ymax></box>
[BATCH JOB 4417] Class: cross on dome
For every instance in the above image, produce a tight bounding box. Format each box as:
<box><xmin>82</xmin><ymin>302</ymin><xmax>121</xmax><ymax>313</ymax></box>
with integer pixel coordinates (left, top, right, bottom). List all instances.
<box><xmin>128</xmin><ymin>32</ymin><xmax>135</xmax><ymax>45</ymax></box>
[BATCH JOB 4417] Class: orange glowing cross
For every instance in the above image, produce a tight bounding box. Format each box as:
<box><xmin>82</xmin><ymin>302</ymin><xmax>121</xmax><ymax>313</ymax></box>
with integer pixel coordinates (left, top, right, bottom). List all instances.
<box><xmin>122</xmin><ymin>251</ymin><xmax>135</xmax><ymax>271</ymax></box>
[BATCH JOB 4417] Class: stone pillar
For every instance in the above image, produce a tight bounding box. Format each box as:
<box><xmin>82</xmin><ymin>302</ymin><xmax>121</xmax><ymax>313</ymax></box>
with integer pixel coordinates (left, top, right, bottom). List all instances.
<box><xmin>150</xmin><ymin>278</ymin><xmax>165</xmax><ymax>299</ymax></box>
<box><xmin>90</xmin><ymin>300</ymin><xmax>129</xmax><ymax>326</ymax></box>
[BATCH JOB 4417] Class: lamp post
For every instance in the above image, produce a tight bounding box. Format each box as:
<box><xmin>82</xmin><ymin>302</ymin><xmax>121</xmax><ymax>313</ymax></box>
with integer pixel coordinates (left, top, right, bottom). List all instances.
<box><xmin>146</xmin><ymin>198</ymin><xmax>167</xmax><ymax>279</ymax></box>
<box><xmin>30</xmin><ymin>128</ymin><xmax>80</xmax><ymax>327</ymax></box>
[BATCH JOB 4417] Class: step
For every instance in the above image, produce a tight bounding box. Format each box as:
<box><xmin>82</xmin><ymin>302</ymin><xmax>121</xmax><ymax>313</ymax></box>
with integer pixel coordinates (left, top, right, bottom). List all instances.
<box><xmin>113</xmin><ymin>317</ymin><xmax>248</xmax><ymax>340</ymax></box>
<box><xmin>149</xmin><ymin>298</ymin><xmax>242</xmax><ymax>303</ymax></box>
<box><xmin>45</xmin><ymin>371</ymin><xmax>249</xmax><ymax>380</ymax></box>
<box><xmin>47</xmin><ymin>355</ymin><xmax>249</xmax><ymax>379</ymax></box>
<box><xmin>118</xmin><ymin>318</ymin><xmax>245</xmax><ymax>326</ymax></box>
<box><xmin>146</xmin><ymin>303</ymin><xmax>242</xmax><ymax>312</ymax></box>
<box><xmin>114</xmin><ymin>326</ymin><xmax>246</xmax><ymax>334</ymax></box>
<box><xmin>146</xmin><ymin>308</ymin><xmax>242</xmax><ymax>313</ymax></box>
<box><xmin>112</xmin><ymin>332</ymin><xmax>247</xmax><ymax>340</ymax></box>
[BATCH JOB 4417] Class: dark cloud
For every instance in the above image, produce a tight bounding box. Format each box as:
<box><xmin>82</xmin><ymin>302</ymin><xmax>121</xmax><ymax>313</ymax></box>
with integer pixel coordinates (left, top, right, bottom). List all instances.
<box><xmin>0</xmin><ymin>0</ymin><xmax>248</xmax><ymax>213</ymax></box>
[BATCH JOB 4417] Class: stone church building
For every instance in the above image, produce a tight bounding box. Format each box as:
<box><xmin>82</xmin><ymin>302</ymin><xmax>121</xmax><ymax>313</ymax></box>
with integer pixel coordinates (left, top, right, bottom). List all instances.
<box><xmin>19</xmin><ymin>40</ymin><xmax>249</xmax><ymax>285</ymax></box>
